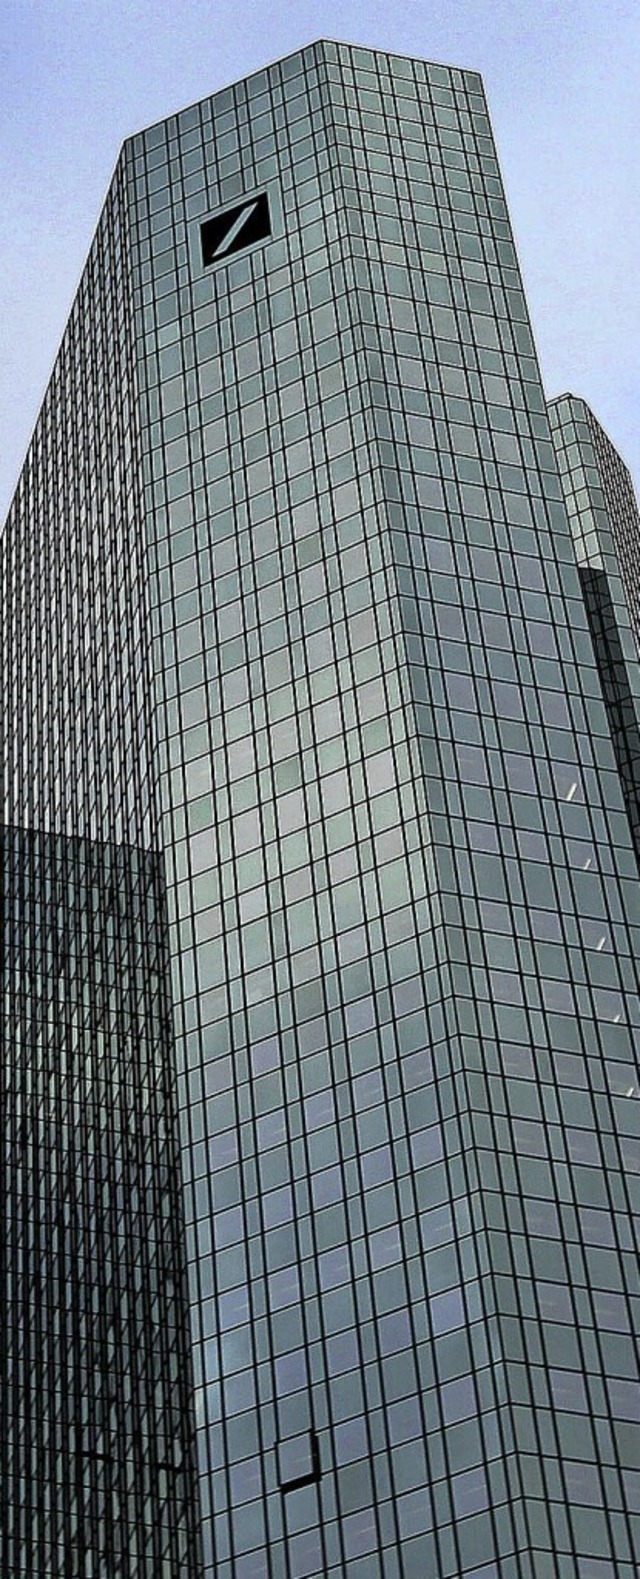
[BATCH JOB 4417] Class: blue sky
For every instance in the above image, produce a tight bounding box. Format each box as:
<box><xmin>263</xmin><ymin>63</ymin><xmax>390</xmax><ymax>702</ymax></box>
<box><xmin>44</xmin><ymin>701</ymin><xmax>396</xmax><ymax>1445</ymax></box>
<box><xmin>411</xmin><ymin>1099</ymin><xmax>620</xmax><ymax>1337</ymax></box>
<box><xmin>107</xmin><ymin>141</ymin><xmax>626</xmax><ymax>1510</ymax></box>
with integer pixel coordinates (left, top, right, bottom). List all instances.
<box><xmin>1</xmin><ymin>0</ymin><xmax>638</xmax><ymax>519</ymax></box>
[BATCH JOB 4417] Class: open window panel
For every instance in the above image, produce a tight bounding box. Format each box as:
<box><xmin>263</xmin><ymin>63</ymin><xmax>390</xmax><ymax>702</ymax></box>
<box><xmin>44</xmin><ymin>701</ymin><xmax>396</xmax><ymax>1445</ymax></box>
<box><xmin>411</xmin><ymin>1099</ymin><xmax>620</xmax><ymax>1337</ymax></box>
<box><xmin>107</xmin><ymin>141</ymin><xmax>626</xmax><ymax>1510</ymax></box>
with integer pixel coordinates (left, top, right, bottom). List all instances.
<box><xmin>277</xmin><ymin>1429</ymin><xmax>322</xmax><ymax>1495</ymax></box>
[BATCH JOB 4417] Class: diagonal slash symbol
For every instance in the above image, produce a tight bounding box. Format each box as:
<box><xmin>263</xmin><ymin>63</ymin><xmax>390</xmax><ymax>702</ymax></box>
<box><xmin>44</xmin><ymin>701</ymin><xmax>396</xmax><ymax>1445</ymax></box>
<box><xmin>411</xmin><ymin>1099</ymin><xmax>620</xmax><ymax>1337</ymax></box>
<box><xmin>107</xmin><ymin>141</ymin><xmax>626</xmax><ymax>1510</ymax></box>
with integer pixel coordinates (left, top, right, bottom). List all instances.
<box><xmin>213</xmin><ymin>199</ymin><xmax>259</xmax><ymax>258</ymax></box>
<box><xmin>200</xmin><ymin>190</ymin><xmax>271</xmax><ymax>268</ymax></box>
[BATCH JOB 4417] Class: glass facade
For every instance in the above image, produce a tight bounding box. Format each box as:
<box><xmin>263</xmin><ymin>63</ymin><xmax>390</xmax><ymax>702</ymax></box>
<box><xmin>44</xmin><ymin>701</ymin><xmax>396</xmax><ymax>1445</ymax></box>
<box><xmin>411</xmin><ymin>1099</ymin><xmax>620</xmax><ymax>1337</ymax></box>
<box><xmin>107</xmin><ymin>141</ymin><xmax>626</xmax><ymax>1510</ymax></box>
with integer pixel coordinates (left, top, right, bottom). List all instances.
<box><xmin>1</xmin><ymin>151</ymin><xmax>202</xmax><ymax>1576</ymax></box>
<box><xmin>549</xmin><ymin>394</ymin><xmax>640</xmax><ymax>865</ymax></box>
<box><xmin>3</xmin><ymin>39</ymin><xmax>640</xmax><ymax>1579</ymax></box>
<box><xmin>3</xmin><ymin>827</ymin><xmax>202</xmax><ymax>1575</ymax></box>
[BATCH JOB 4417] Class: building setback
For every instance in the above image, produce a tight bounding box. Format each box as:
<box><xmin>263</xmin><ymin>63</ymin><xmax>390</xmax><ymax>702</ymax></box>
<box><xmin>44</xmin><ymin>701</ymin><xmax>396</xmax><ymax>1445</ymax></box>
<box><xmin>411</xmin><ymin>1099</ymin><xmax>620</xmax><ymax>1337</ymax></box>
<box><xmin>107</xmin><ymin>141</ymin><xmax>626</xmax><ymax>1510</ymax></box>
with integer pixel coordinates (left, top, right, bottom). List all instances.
<box><xmin>2</xmin><ymin>39</ymin><xmax>640</xmax><ymax>1579</ymax></box>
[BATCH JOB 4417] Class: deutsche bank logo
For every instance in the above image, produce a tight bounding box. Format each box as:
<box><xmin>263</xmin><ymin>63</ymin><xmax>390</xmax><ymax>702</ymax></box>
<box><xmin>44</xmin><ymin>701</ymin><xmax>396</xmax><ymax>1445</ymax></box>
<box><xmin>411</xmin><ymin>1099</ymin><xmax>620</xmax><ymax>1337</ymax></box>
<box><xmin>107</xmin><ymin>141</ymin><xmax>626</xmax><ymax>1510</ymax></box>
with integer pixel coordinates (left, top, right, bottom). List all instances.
<box><xmin>201</xmin><ymin>192</ymin><xmax>271</xmax><ymax>268</ymax></box>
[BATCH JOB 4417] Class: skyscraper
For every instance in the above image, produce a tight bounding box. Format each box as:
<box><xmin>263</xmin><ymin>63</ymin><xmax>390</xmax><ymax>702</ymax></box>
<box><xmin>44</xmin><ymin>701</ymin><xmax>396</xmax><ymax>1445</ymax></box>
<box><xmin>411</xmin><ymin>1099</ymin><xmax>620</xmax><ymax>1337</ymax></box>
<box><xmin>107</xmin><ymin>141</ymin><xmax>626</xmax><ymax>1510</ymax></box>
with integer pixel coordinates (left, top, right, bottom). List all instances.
<box><xmin>3</xmin><ymin>39</ymin><xmax>639</xmax><ymax>1579</ymax></box>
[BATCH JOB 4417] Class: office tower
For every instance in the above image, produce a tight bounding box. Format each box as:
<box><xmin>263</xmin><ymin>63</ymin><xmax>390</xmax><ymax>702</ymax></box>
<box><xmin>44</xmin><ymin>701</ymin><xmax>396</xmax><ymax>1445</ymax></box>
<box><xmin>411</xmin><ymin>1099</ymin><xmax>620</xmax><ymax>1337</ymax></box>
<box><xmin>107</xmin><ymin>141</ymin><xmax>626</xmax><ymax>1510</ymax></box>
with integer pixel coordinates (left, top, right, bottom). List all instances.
<box><xmin>2</xmin><ymin>37</ymin><xmax>639</xmax><ymax>1579</ymax></box>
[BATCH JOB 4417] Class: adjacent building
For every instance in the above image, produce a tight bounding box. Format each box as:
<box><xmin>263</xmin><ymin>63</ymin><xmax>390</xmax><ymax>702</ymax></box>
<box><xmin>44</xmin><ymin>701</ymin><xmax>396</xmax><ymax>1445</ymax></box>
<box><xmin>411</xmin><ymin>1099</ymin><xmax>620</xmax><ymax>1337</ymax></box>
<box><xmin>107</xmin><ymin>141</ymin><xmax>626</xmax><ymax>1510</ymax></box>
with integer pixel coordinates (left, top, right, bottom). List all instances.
<box><xmin>2</xmin><ymin>40</ymin><xmax>639</xmax><ymax>1579</ymax></box>
<box><xmin>549</xmin><ymin>394</ymin><xmax>640</xmax><ymax>865</ymax></box>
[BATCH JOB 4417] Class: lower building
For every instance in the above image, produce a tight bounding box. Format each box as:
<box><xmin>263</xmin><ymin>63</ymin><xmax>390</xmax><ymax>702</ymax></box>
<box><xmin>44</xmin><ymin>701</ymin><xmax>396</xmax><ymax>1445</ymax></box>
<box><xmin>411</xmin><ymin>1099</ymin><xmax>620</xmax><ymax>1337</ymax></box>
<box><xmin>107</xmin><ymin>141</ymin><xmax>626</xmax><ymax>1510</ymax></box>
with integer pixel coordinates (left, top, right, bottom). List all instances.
<box><xmin>3</xmin><ymin>828</ymin><xmax>202</xmax><ymax>1576</ymax></box>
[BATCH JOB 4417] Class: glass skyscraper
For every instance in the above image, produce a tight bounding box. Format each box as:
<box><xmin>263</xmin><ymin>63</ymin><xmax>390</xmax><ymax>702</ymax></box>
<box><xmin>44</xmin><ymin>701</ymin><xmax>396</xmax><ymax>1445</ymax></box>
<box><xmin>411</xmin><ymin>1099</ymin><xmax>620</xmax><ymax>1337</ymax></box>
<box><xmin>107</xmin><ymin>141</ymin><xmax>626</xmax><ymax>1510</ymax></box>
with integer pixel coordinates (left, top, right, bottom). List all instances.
<box><xmin>3</xmin><ymin>39</ymin><xmax>639</xmax><ymax>1579</ymax></box>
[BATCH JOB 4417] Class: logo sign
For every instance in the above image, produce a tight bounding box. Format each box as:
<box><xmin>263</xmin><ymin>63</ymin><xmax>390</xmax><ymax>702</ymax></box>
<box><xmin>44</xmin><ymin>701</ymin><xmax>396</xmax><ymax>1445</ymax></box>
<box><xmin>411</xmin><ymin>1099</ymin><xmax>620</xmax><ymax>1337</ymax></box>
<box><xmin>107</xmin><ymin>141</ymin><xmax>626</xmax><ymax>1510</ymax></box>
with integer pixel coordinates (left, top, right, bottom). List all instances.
<box><xmin>201</xmin><ymin>192</ymin><xmax>271</xmax><ymax>268</ymax></box>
